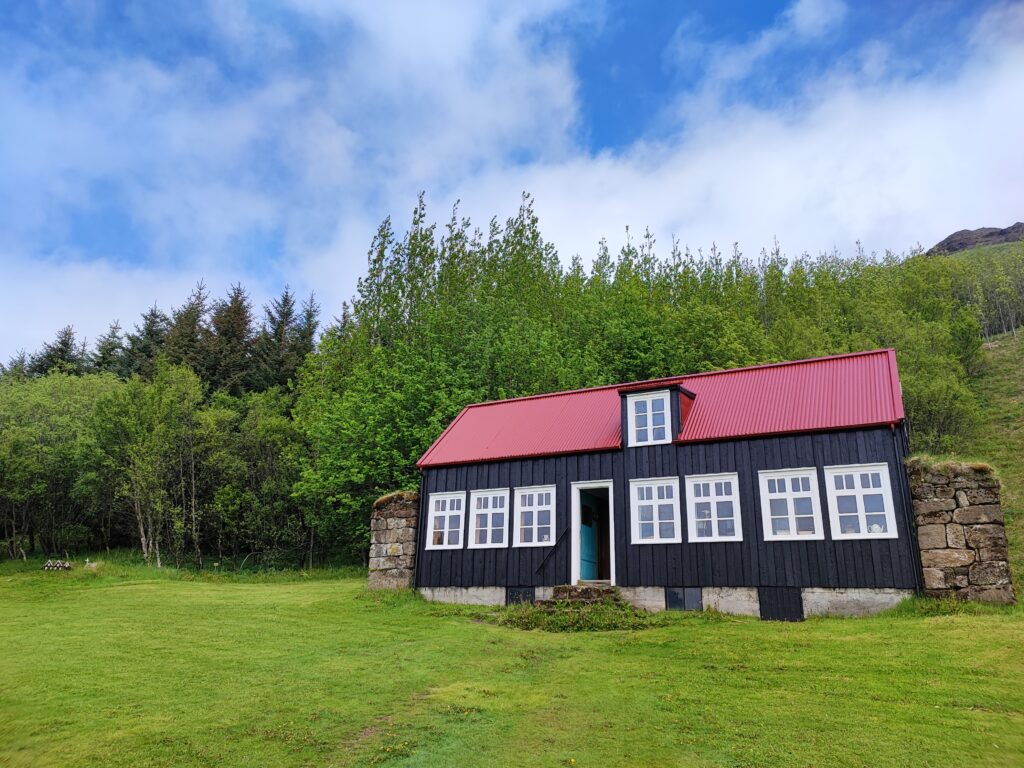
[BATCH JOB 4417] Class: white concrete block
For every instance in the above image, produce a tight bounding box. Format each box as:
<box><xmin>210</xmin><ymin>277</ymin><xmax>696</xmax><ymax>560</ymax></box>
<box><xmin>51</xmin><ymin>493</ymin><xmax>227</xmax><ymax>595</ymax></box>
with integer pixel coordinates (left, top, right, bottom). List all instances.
<box><xmin>703</xmin><ymin>587</ymin><xmax>760</xmax><ymax>617</ymax></box>
<box><xmin>418</xmin><ymin>586</ymin><xmax>506</xmax><ymax>606</ymax></box>
<box><xmin>618</xmin><ymin>586</ymin><xmax>666</xmax><ymax>612</ymax></box>
<box><xmin>802</xmin><ymin>588</ymin><xmax>912</xmax><ymax>617</ymax></box>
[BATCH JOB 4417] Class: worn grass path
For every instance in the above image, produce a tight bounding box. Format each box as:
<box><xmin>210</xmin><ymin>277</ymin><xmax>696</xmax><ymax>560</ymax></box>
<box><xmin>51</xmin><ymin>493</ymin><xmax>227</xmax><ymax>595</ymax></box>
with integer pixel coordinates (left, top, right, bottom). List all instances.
<box><xmin>2</xmin><ymin>562</ymin><xmax>1023</xmax><ymax>767</ymax></box>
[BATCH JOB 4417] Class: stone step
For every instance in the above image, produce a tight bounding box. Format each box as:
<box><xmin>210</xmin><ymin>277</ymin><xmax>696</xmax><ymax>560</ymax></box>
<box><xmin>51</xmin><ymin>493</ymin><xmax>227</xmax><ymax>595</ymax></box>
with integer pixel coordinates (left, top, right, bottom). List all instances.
<box><xmin>548</xmin><ymin>583</ymin><xmax>623</xmax><ymax>605</ymax></box>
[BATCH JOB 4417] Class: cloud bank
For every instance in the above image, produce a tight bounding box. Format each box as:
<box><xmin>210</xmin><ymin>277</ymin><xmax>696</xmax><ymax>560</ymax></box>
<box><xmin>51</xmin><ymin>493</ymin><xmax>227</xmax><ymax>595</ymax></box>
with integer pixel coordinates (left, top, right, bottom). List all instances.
<box><xmin>0</xmin><ymin>0</ymin><xmax>1022</xmax><ymax>357</ymax></box>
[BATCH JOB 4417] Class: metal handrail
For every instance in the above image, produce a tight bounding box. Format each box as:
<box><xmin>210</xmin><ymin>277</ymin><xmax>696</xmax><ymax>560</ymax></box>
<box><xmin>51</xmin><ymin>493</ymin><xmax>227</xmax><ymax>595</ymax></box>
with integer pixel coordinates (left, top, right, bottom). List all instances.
<box><xmin>535</xmin><ymin>526</ymin><xmax>568</xmax><ymax>574</ymax></box>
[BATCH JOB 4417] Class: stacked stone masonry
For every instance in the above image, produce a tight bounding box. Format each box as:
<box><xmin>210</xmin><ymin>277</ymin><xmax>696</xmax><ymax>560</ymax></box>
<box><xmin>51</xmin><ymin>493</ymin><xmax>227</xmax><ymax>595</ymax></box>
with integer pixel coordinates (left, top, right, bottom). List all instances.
<box><xmin>907</xmin><ymin>459</ymin><xmax>1015</xmax><ymax>604</ymax></box>
<box><xmin>368</xmin><ymin>491</ymin><xmax>419</xmax><ymax>590</ymax></box>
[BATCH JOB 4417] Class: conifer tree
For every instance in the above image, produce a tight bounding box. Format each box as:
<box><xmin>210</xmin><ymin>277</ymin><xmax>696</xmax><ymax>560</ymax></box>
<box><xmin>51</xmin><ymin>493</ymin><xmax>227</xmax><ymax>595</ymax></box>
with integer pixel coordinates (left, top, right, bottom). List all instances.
<box><xmin>28</xmin><ymin>325</ymin><xmax>89</xmax><ymax>376</ymax></box>
<box><xmin>92</xmin><ymin>321</ymin><xmax>131</xmax><ymax>378</ymax></box>
<box><xmin>125</xmin><ymin>307</ymin><xmax>171</xmax><ymax>379</ymax></box>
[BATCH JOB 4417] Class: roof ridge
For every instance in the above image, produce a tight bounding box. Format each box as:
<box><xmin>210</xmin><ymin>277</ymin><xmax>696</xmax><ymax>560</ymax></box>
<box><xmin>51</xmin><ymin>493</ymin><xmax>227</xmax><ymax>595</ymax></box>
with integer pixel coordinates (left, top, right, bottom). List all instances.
<box><xmin>462</xmin><ymin>348</ymin><xmax>895</xmax><ymax>409</ymax></box>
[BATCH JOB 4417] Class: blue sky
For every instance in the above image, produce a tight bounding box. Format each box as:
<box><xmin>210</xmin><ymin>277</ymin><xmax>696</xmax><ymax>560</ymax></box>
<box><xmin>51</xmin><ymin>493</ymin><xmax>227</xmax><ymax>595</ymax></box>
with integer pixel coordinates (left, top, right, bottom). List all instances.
<box><xmin>1</xmin><ymin>0</ymin><xmax>1022</xmax><ymax>357</ymax></box>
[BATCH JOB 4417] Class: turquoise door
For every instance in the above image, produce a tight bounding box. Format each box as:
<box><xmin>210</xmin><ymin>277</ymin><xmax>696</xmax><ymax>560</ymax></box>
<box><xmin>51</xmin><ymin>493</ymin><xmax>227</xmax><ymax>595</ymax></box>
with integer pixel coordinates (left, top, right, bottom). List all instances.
<box><xmin>580</xmin><ymin>505</ymin><xmax>598</xmax><ymax>581</ymax></box>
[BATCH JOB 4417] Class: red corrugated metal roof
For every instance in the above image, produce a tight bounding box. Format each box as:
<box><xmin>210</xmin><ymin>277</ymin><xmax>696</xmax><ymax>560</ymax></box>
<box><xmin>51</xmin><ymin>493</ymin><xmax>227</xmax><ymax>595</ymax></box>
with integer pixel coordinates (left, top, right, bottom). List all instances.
<box><xmin>417</xmin><ymin>349</ymin><xmax>904</xmax><ymax>468</ymax></box>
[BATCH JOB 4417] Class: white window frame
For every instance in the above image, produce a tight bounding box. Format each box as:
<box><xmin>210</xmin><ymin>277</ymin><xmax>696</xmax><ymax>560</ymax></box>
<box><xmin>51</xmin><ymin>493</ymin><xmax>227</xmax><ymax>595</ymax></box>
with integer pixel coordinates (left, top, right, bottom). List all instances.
<box><xmin>626</xmin><ymin>390</ymin><xmax>672</xmax><ymax>447</ymax></box>
<box><xmin>758</xmin><ymin>468</ymin><xmax>825</xmax><ymax>541</ymax></box>
<box><xmin>824</xmin><ymin>463</ymin><xmax>898</xmax><ymax>540</ymax></box>
<box><xmin>629</xmin><ymin>476</ymin><xmax>682</xmax><ymax>544</ymax></box>
<box><xmin>468</xmin><ymin>488</ymin><xmax>510</xmax><ymax>549</ymax></box>
<box><xmin>513</xmin><ymin>485</ymin><xmax>557</xmax><ymax>547</ymax></box>
<box><xmin>425</xmin><ymin>492</ymin><xmax>466</xmax><ymax>550</ymax></box>
<box><xmin>685</xmin><ymin>472</ymin><xmax>743</xmax><ymax>542</ymax></box>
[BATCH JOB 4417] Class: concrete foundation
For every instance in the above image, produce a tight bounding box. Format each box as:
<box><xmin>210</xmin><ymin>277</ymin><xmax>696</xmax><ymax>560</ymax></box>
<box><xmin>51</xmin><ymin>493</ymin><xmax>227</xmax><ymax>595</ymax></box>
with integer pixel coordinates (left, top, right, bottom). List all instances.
<box><xmin>802</xmin><ymin>588</ymin><xmax>912</xmax><ymax>617</ymax></box>
<box><xmin>618</xmin><ymin>586</ymin><xmax>667</xmax><ymax>612</ymax></box>
<box><xmin>703</xmin><ymin>587</ymin><xmax>761</xmax><ymax>617</ymax></box>
<box><xmin>419</xmin><ymin>586</ymin><xmax>506</xmax><ymax>606</ymax></box>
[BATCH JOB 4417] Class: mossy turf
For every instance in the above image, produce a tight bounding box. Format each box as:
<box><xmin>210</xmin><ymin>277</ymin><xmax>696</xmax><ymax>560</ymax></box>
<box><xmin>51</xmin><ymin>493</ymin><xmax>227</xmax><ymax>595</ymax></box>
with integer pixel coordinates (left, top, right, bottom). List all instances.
<box><xmin>2</xmin><ymin>559</ymin><xmax>1023</xmax><ymax>767</ymax></box>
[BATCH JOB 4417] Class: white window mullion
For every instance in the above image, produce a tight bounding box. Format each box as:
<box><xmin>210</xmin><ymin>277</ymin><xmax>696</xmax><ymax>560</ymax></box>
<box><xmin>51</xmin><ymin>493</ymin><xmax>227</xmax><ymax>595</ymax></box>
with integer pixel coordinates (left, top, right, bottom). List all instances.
<box><xmin>513</xmin><ymin>485</ymin><xmax>556</xmax><ymax>547</ymax></box>
<box><xmin>626</xmin><ymin>391</ymin><xmax>672</xmax><ymax>447</ymax></box>
<box><xmin>824</xmin><ymin>464</ymin><xmax>898</xmax><ymax>540</ymax></box>
<box><xmin>468</xmin><ymin>489</ymin><xmax>509</xmax><ymax>549</ymax></box>
<box><xmin>630</xmin><ymin>477</ymin><xmax>681</xmax><ymax>544</ymax></box>
<box><xmin>426</xmin><ymin>492</ymin><xmax>466</xmax><ymax>550</ymax></box>
<box><xmin>758</xmin><ymin>468</ymin><xmax>824</xmax><ymax>541</ymax></box>
<box><xmin>686</xmin><ymin>472</ymin><xmax>743</xmax><ymax>542</ymax></box>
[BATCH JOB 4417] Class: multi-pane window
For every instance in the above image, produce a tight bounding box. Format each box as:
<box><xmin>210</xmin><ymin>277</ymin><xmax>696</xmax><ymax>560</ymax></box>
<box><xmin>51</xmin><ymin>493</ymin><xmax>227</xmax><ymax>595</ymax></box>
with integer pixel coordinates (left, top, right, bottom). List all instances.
<box><xmin>514</xmin><ymin>485</ymin><xmax>556</xmax><ymax>547</ymax></box>
<box><xmin>686</xmin><ymin>473</ymin><xmax>743</xmax><ymax>542</ymax></box>
<box><xmin>824</xmin><ymin>464</ymin><xmax>898</xmax><ymax>539</ymax></box>
<box><xmin>758</xmin><ymin>469</ymin><xmax>824</xmax><ymax>541</ymax></box>
<box><xmin>626</xmin><ymin>391</ymin><xmax>671</xmax><ymax>447</ymax></box>
<box><xmin>426</xmin><ymin>492</ymin><xmax>465</xmax><ymax>550</ymax></box>
<box><xmin>468</xmin><ymin>489</ymin><xmax>509</xmax><ymax>548</ymax></box>
<box><xmin>630</xmin><ymin>477</ymin><xmax>681</xmax><ymax>543</ymax></box>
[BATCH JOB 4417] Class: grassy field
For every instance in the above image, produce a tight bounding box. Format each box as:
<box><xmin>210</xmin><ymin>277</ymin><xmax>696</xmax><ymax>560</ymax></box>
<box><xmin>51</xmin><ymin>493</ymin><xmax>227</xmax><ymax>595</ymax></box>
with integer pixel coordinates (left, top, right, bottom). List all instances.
<box><xmin>2</xmin><ymin>559</ymin><xmax>1023</xmax><ymax>767</ymax></box>
<box><xmin>3</xmin><ymin>336</ymin><xmax>1024</xmax><ymax>767</ymax></box>
<box><xmin>961</xmin><ymin>332</ymin><xmax>1024</xmax><ymax>591</ymax></box>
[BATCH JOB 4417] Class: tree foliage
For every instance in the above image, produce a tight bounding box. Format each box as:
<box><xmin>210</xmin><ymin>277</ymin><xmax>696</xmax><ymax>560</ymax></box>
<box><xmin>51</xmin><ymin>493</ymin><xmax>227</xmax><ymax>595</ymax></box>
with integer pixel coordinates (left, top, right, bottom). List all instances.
<box><xmin>2</xmin><ymin>195</ymin><xmax>1023</xmax><ymax>565</ymax></box>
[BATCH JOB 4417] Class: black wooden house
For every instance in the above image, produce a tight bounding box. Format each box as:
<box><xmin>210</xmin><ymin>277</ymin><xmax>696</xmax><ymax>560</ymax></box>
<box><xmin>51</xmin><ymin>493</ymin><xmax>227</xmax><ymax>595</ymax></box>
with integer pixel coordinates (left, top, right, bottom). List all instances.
<box><xmin>414</xmin><ymin>349</ymin><xmax>920</xmax><ymax>619</ymax></box>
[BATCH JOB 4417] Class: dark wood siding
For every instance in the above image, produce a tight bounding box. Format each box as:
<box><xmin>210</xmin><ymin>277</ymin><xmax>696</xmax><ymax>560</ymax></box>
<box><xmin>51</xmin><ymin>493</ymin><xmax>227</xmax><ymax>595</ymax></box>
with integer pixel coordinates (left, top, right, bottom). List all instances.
<box><xmin>416</xmin><ymin>426</ymin><xmax>920</xmax><ymax>591</ymax></box>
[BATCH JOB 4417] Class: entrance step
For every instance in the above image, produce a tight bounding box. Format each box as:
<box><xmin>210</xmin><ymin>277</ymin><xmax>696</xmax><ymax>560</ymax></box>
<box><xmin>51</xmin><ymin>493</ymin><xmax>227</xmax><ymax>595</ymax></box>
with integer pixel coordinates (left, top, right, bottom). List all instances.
<box><xmin>545</xmin><ymin>583</ymin><xmax>624</xmax><ymax>606</ymax></box>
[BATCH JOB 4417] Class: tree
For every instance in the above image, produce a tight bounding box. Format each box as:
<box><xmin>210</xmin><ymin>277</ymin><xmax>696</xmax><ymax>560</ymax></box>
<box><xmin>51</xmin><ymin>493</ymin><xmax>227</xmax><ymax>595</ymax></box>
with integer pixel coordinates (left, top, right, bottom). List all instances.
<box><xmin>28</xmin><ymin>326</ymin><xmax>89</xmax><ymax>376</ymax></box>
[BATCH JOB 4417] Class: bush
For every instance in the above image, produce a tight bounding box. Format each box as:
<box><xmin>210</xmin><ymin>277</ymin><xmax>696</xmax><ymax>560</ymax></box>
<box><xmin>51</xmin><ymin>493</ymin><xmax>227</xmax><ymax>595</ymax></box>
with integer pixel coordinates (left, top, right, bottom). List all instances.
<box><xmin>492</xmin><ymin>597</ymin><xmax>666</xmax><ymax>632</ymax></box>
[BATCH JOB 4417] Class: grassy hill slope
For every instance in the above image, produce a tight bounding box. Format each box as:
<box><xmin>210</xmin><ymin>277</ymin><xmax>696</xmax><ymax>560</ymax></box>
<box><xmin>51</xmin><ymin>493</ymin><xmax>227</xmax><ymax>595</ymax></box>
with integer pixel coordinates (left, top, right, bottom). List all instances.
<box><xmin>961</xmin><ymin>332</ymin><xmax>1024</xmax><ymax>591</ymax></box>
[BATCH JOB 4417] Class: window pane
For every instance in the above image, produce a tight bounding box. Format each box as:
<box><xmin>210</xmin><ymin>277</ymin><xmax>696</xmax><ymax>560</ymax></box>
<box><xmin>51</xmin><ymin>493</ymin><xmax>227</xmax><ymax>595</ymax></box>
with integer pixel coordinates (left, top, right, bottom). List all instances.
<box><xmin>693</xmin><ymin>483</ymin><xmax>702</xmax><ymax>498</ymax></box>
<box><xmin>492</xmin><ymin>529</ymin><xmax>503</xmax><ymax>544</ymax></box>
<box><xmin>433</xmin><ymin>516</ymin><xmax>443</xmax><ymax>531</ymax></box>
<box><xmin>839</xmin><ymin>514</ymin><xmax>860</xmax><ymax>534</ymax></box>
<box><xmin>834</xmin><ymin>475</ymin><xmax>844</xmax><ymax>490</ymax></box>
<box><xmin>657</xmin><ymin>485</ymin><xmax>666</xmax><ymax>500</ymax></box>
<box><xmin>652</xmin><ymin>397</ymin><xmax>665</xmax><ymax>412</ymax></box>
<box><xmin>715</xmin><ymin>482</ymin><xmax>724</xmax><ymax>496</ymax></box>
<box><xmin>865</xmin><ymin>514</ymin><xmax>888</xmax><ymax>533</ymax></box>
<box><xmin>772</xmin><ymin>518</ymin><xmax>790</xmax><ymax>535</ymax></box>
<box><xmin>448</xmin><ymin>530</ymin><xmax>460</xmax><ymax>546</ymax></box>
<box><xmin>638</xmin><ymin>504</ymin><xmax>654</xmax><ymax>521</ymax></box>
<box><xmin>837</xmin><ymin>495</ymin><xmax>857</xmax><ymax>514</ymax></box>
<box><xmin>769</xmin><ymin>498</ymin><xmax>788</xmax><ymax>517</ymax></box>
<box><xmin>863</xmin><ymin>494</ymin><xmax>885</xmax><ymax>514</ymax></box>
<box><xmin>432</xmin><ymin>531</ymin><xmax>444</xmax><ymax>545</ymax></box>
<box><xmin>636</xmin><ymin>428</ymin><xmax>648</xmax><ymax>443</ymax></box>
<box><xmin>843</xmin><ymin>474</ymin><xmax>854</xmax><ymax>489</ymax></box>
<box><xmin>652</xmin><ymin>411</ymin><xmax>665</xmax><ymax>427</ymax></box>
<box><xmin>496</xmin><ymin>496</ymin><xmax>505</xmax><ymax>508</ymax></box>
<box><xmin>696</xmin><ymin>520</ymin><xmax>712</xmax><ymax>537</ymax></box>
<box><xmin>723</xmin><ymin>481</ymin><xmax>732</xmax><ymax>495</ymax></box>
<box><xmin>718</xmin><ymin>519</ymin><xmax>736</xmax><ymax>537</ymax></box>
<box><xmin>653</xmin><ymin>426</ymin><xmax>666</xmax><ymax>441</ymax></box>
<box><xmin>634</xmin><ymin>400</ymin><xmax>647</xmax><ymax>414</ymax></box>
<box><xmin>793</xmin><ymin>497</ymin><xmax>813</xmax><ymax>516</ymax></box>
<box><xmin>796</xmin><ymin>516</ymin><xmax>816</xmax><ymax>534</ymax></box>
<box><xmin>640</xmin><ymin>522</ymin><xmax>654</xmax><ymax>539</ymax></box>
<box><xmin>449</xmin><ymin>514</ymin><xmax>461</xmax><ymax>529</ymax></box>
<box><xmin>801</xmin><ymin>477</ymin><xmax>810</xmax><ymax>492</ymax></box>
<box><xmin>768</xmin><ymin>478</ymin><xmax>777</xmax><ymax>493</ymax></box>
<box><xmin>664</xmin><ymin>485</ymin><xmax>674</xmax><ymax>499</ymax></box>
<box><xmin>658</xmin><ymin>503</ymin><xmax>674</xmax><ymax>521</ymax></box>
<box><xmin>538</xmin><ymin>526</ymin><xmax>551</xmax><ymax>542</ymax></box>
<box><xmin>436</xmin><ymin>499</ymin><xmax>445</xmax><ymax>511</ymax></box>
<box><xmin>860</xmin><ymin>473</ymin><xmax>871</xmax><ymax>488</ymax></box>
<box><xmin>659</xmin><ymin>522</ymin><xmax>675</xmax><ymax>539</ymax></box>
<box><xmin>521</xmin><ymin>528</ymin><xmax>533</xmax><ymax>543</ymax></box>
<box><xmin>521</xmin><ymin>493</ymin><xmax>531</xmax><ymax>506</ymax></box>
<box><xmin>492</xmin><ymin>512</ymin><xmax>504</xmax><ymax>528</ymax></box>
<box><xmin>716</xmin><ymin>500</ymin><xmax>734</xmax><ymax>519</ymax></box>
<box><xmin>452</xmin><ymin>499</ymin><xmax>462</xmax><ymax>511</ymax></box>
<box><xmin>636</xmin><ymin>413</ymin><xmax>648</xmax><ymax>428</ymax></box>
<box><xmin>538</xmin><ymin>509</ymin><xmax>550</xmax><ymax>526</ymax></box>
<box><xmin>476</xmin><ymin>529</ymin><xmax>487</xmax><ymax>544</ymax></box>
<box><xmin>695</xmin><ymin>502</ymin><xmax>711</xmax><ymax>519</ymax></box>
<box><xmin>871</xmin><ymin>473</ymin><xmax>882</xmax><ymax>488</ymax></box>
<box><xmin>522</xmin><ymin>510</ymin><xmax>533</xmax><ymax>527</ymax></box>
<box><xmin>476</xmin><ymin>513</ymin><xmax>487</xmax><ymax>530</ymax></box>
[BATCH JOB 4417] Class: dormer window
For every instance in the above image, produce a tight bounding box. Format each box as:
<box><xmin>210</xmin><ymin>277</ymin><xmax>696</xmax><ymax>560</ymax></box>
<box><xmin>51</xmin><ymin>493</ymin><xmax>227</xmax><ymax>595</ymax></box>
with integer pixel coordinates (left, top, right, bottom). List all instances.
<box><xmin>626</xmin><ymin>390</ymin><xmax>671</xmax><ymax>447</ymax></box>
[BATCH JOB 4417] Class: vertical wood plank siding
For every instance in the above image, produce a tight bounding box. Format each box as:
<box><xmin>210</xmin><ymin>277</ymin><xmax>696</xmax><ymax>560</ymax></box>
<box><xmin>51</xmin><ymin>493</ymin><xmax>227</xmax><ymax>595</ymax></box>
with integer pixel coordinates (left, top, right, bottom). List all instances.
<box><xmin>416</xmin><ymin>427</ymin><xmax>920</xmax><ymax>590</ymax></box>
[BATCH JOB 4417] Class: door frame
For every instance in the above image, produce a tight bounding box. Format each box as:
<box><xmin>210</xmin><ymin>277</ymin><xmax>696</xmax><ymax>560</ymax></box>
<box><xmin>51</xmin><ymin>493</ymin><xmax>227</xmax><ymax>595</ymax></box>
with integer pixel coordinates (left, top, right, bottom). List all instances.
<box><xmin>570</xmin><ymin>480</ymin><xmax>616</xmax><ymax>585</ymax></box>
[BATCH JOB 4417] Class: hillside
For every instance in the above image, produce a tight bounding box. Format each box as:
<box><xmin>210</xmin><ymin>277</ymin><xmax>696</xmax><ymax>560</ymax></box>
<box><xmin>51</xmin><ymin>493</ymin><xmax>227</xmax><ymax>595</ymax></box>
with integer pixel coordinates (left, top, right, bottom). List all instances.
<box><xmin>962</xmin><ymin>332</ymin><xmax>1023</xmax><ymax>590</ymax></box>
<box><xmin>928</xmin><ymin>222</ymin><xmax>1024</xmax><ymax>254</ymax></box>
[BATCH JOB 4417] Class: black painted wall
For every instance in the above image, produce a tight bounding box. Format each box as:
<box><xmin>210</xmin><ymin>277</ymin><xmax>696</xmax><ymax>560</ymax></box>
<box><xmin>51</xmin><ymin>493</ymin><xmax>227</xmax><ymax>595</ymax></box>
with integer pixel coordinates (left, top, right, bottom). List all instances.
<box><xmin>415</xmin><ymin>426</ymin><xmax>920</xmax><ymax>591</ymax></box>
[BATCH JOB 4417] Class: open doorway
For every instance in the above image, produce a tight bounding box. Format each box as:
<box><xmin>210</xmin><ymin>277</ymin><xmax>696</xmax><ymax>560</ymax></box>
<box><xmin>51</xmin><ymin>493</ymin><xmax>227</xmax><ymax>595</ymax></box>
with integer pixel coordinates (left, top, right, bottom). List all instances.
<box><xmin>571</xmin><ymin>481</ymin><xmax>615</xmax><ymax>585</ymax></box>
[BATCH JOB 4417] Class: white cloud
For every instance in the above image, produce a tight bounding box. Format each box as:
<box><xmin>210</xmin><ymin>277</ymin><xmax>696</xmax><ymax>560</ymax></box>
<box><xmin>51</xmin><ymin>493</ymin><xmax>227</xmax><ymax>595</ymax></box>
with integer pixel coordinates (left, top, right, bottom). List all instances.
<box><xmin>1</xmin><ymin>0</ymin><xmax>1023</xmax><ymax>359</ymax></box>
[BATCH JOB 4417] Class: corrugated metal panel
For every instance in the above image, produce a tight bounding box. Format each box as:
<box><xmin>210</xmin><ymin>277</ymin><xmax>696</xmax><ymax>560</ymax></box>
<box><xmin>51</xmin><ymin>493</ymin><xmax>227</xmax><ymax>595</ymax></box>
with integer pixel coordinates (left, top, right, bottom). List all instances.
<box><xmin>417</xmin><ymin>349</ymin><xmax>905</xmax><ymax>468</ymax></box>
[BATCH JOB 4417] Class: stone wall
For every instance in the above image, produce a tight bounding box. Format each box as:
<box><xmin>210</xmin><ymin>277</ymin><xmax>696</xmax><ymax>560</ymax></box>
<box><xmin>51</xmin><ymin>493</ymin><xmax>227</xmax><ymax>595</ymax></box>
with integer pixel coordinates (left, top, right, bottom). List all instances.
<box><xmin>368</xmin><ymin>491</ymin><xmax>418</xmax><ymax>590</ymax></box>
<box><xmin>907</xmin><ymin>458</ymin><xmax>1015</xmax><ymax>604</ymax></box>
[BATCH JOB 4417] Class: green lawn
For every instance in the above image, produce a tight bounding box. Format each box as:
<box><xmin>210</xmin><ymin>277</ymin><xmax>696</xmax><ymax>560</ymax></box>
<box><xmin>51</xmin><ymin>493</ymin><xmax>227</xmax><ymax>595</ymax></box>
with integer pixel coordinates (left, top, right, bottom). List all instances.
<box><xmin>4</xmin><ymin>336</ymin><xmax>1024</xmax><ymax>767</ymax></box>
<box><xmin>1</xmin><ymin>560</ymin><xmax>1023</xmax><ymax>767</ymax></box>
